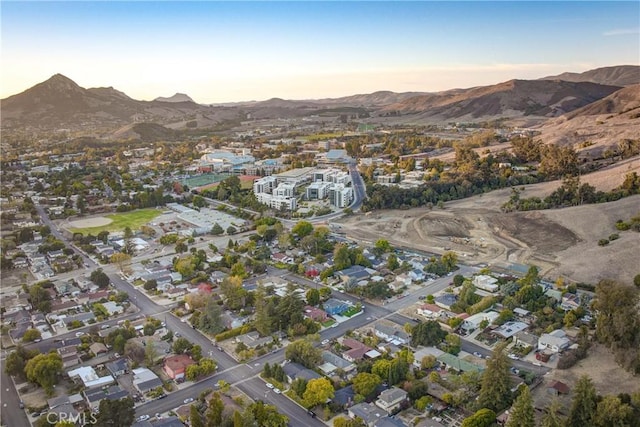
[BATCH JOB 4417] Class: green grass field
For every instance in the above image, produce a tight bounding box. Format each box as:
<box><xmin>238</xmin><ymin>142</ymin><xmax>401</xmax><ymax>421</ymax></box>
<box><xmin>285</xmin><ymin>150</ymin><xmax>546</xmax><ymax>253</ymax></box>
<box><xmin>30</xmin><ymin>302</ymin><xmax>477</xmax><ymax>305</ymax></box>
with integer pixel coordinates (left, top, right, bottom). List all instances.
<box><xmin>69</xmin><ymin>208</ymin><xmax>163</xmax><ymax>235</ymax></box>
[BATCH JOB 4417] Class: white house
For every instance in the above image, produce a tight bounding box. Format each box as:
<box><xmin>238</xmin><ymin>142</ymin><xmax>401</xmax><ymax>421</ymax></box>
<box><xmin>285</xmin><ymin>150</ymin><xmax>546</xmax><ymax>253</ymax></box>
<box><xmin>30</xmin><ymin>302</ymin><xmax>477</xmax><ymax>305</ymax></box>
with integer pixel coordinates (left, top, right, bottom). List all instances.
<box><xmin>461</xmin><ymin>311</ymin><xmax>499</xmax><ymax>333</ymax></box>
<box><xmin>473</xmin><ymin>275</ymin><xmax>499</xmax><ymax>292</ymax></box>
<box><xmin>538</xmin><ymin>330</ymin><xmax>570</xmax><ymax>353</ymax></box>
<box><xmin>375</xmin><ymin>387</ymin><xmax>407</xmax><ymax>412</ymax></box>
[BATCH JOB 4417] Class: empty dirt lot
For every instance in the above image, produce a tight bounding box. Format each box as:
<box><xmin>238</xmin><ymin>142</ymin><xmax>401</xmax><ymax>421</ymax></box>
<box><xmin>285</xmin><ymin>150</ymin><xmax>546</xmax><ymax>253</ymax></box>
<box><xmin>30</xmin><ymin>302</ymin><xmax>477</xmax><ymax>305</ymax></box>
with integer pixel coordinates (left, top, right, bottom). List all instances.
<box><xmin>338</xmin><ymin>157</ymin><xmax>640</xmax><ymax>285</ymax></box>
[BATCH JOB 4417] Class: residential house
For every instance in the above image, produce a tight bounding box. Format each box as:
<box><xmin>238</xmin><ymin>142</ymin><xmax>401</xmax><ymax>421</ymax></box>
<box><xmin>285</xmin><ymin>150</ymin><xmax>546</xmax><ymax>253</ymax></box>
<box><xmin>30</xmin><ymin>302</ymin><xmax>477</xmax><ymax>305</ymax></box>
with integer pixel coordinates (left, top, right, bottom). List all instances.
<box><xmin>319</xmin><ymin>351</ymin><xmax>356</xmax><ymax>376</ymax></box>
<box><xmin>236</xmin><ymin>331</ymin><xmax>273</xmax><ymax>349</ymax></box>
<box><xmin>473</xmin><ymin>275</ymin><xmax>499</xmax><ymax>292</ymax></box>
<box><xmin>68</xmin><ymin>366</ymin><xmax>115</xmax><ymax>388</ymax></box>
<box><xmin>460</xmin><ymin>311</ymin><xmax>499</xmax><ymax>334</ymax></box>
<box><xmin>416</xmin><ymin>304</ymin><xmax>443</xmax><ymax>320</ymax></box>
<box><xmin>282</xmin><ymin>362</ymin><xmax>321</xmax><ymax>383</ymax></box>
<box><xmin>304</xmin><ymin>306</ymin><xmax>329</xmax><ymax>322</ymax></box>
<box><xmin>374</xmin><ymin>323</ymin><xmax>409</xmax><ymax>345</ymax></box>
<box><xmin>50</xmin><ymin>300</ymin><xmax>83</xmax><ymax>314</ymax></box>
<box><xmin>538</xmin><ymin>330</ymin><xmax>570</xmax><ymax>353</ymax></box>
<box><xmin>412</xmin><ymin>347</ymin><xmax>445</xmax><ymax>369</ymax></box>
<box><xmin>375</xmin><ymin>387</ymin><xmax>408</xmax><ymax>413</ymax></box>
<box><xmin>106</xmin><ymin>359</ymin><xmax>128</xmax><ymax>377</ymax></box>
<box><xmin>491</xmin><ymin>321</ymin><xmax>529</xmax><ymax>340</ymax></box>
<box><xmin>408</xmin><ymin>269</ymin><xmax>425</xmax><ymax>282</ymax></box>
<box><xmin>561</xmin><ymin>294</ymin><xmax>581</xmax><ymax>311</ymax></box>
<box><xmin>392</xmin><ymin>274</ymin><xmax>412</xmax><ymax>290</ymax></box>
<box><xmin>101</xmin><ymin>301</ymin><xmax>123</xmax><ymax>316</ymax></box>
<box><xmin>163</xmin><ymin>354</ymin><xmax>196</xmax><ymax>380</ymax></box>
<box><xmin>90</xmin><ymin>342</ymin><xmax>108</xmax><ymax>355</ymax></box>
<box><xmin>513</xmin><ymin>331</ymin><xmax>538</xmax><ymax>350</ymax></box>
<box><xmin>342</xmin><ymin>338</ymin><xmax>373</xmax><ymax>362</ymax></box>
<box><xmin>83</xmin><ymin>385</ymin><xmax>128</xmax><ymax>410</ymax></box>
<box><xmin>375</xmin><ymin>417</ymin><xmax>408</xmax><ymax>427</ymax></box>
<box><xmin>324</xmin><ymin>298</ymin><xmax>350</xmax><ymax>316</ymax></box>
<box><xmin>58</xmin><ymin>345</ymin><xmax>80</xmax><ymax>368</ymax></box>
<box><xmin>333</xmin><ymin>385</ymin><xmax>356</xmax><ymax>408</ymax></box>
<box><xmin>547</xmin><ymin>380</ymin><xmax>570</xmax><ymax>396</ymax></box>
<box><xmin>434</xmin><ymin>294</ymin><xmax>457</xmax><ymax>310</ymax></box>
<box><xmin>348</xmin><ymin>402</ymin><xmax>387</xmax><ymax>427</ymax></box>
<box><xmin>133</xmin><ymin>367</ymin><xmax>163</xmax><ymax>393</ymax></box>
<box><xmin>335</xmin><ymin>265</ymin><xmax>371</xmax><ymax>288</ymax></box>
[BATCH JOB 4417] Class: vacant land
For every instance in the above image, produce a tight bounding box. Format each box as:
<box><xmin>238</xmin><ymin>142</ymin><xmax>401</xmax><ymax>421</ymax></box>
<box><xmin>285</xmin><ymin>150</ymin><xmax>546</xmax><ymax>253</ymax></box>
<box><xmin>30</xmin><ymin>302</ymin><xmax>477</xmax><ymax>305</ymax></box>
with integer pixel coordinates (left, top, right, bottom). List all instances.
<box><xmin>339</xmin><ymin>157</ymin><xmax>640</xmax><ymax>285</ymax></box>
<box><xmin>66</xmin><ymin>208</ymin><xmax>163</xmax><ymax>235</ymax></box>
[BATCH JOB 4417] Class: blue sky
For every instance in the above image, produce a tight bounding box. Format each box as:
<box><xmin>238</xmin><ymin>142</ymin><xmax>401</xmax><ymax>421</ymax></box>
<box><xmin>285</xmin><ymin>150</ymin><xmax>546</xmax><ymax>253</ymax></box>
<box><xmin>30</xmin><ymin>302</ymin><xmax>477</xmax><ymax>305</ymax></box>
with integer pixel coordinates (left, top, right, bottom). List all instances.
<box><xmin>1</xmin><ymin>1</ymin><xmax>638</xmax><ymax>103</ymax></box>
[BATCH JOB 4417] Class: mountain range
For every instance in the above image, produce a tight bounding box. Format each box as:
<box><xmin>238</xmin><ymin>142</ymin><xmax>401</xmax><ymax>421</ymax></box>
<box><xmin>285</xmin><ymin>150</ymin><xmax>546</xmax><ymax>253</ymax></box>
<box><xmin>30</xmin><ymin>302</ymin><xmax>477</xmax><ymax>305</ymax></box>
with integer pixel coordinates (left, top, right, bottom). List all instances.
<box><xmin>1</xmin><ymin>66</ymin><xmax>638</xmax><ymax>144</ymax></box>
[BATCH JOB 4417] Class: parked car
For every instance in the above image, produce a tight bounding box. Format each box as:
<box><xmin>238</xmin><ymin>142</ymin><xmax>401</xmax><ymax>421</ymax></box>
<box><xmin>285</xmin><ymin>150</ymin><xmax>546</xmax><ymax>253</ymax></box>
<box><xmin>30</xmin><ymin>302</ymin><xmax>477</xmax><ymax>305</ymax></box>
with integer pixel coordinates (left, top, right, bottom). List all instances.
<box><xmin>183</xmin><ymin>398</ymin><xmax>194</xmax><ymax>404</ymax></box>
<box><xmin>508</xmin><ymin>353</ymin><xmax>519</xmax><ymax>360</ymax></box>
<box><xmin>321</xmin><ymin>339</ymin><xmax>329</xmax><ymax>345</ymax></box>
<box><xmin>273</xmin><ymin>388</ymin><xmax>281</xmax><ymax>394</ymax></box>
<box><xmin>137</xmin><ymin>415</ymin><xmax>150</xmax><ymax>422</ymax></box>
<box><xmin>75</xmin><ymin>332</ymin><xmax>85</xmax><ymax>337</ymax></box>
<box><xmin>266</xmin><ymin>383</ymin><xmax>274</xmax><ymax>389</ymax></box>
<box><xmin>473</xmin><ymin>351</ymin><xmax>482</xmax><ymax>358</ymax></box>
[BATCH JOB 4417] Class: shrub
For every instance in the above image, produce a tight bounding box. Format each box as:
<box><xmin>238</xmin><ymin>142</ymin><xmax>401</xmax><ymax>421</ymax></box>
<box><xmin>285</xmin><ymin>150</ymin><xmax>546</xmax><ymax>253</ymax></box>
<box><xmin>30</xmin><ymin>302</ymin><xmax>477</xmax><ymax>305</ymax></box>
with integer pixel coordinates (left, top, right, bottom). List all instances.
<box><xmin>598</xmin><ymin>239</ymin><xmax>609</xmax><ymax>246</ymax></box>
<box><xmin>608</xmin><ymin>233</ymin><xmax>620</xmax><ymax>241</ymax></box>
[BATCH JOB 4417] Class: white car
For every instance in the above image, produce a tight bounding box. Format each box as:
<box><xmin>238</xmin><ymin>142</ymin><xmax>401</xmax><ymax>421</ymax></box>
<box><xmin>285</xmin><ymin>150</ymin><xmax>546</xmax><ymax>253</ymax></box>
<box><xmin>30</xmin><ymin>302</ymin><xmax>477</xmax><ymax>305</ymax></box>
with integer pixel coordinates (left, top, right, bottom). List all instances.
<box><xmin>266</xmin><ymin>383</ymin><xmax>274</xmax><ymax>389</ymax></box>
<box><xmin>508</xmin><ymin>353</ymin><xmax>519</xmax><ymax>360</ymax></box>
<box><xmin>473</xmin><ymin>351</ymin><xmax>482</xmax><ymax>358</ymax></box>
<box><xmin>273</xmin><ymin>388</ymin><xmax>281</xmax><ymax>394</ymax></box>
<box><xmin>321</xmin><ymin>339</ymin><xmax>329</xmax><ymax>345</ymax></box>
<box><xmin>137</xmin><ymin>415</ymin><xmax>150</xmax><ymax>421</ymax></box>
<box><xmin>183</xmin><ymin>398</ymin><xmax>194</xmax><ymax>404</ymax></box>
<box><xmin>75</xmin><ymin>332</ymin><xmax>85</xmax><ymax>337</ymax></box>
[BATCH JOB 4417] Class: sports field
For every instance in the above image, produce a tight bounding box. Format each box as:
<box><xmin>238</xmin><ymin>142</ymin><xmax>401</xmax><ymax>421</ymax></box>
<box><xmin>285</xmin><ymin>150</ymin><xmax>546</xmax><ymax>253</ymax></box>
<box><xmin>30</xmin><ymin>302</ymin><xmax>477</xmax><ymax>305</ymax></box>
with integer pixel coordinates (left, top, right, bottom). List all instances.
<box><xmin>68</xmin><ymin>208</ymin><xmax>163</xmax><ymax>235</ymax></box>
<box><xmin>183</xmin><ymin>173</ymin><xmax>229</xmax><ymax>188</ymax></box>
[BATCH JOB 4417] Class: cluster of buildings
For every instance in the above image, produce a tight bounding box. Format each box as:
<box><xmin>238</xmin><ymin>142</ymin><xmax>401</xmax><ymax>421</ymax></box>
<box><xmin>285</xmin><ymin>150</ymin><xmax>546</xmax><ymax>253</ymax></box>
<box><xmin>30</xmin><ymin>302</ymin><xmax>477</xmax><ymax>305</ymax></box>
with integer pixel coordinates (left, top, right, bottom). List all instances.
<box><xmin>253</xmin><ymin>166</ymin><xmax>354</xmax><ymax>211</ymax></box>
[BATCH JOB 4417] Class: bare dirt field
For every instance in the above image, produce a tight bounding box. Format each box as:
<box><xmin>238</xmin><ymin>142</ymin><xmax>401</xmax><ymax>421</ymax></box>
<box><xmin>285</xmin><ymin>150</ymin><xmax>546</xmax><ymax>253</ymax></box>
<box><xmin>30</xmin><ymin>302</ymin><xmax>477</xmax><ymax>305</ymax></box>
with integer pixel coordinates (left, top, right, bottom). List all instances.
<box><xmin>68</xmin><ymin>216</ymin><xmax>113</xmax><ymax>228</ymax></box>
<box><xmin>338</xmin><ymin>157</ymin><xmax>640</xmax><ymax>285</ymax></box>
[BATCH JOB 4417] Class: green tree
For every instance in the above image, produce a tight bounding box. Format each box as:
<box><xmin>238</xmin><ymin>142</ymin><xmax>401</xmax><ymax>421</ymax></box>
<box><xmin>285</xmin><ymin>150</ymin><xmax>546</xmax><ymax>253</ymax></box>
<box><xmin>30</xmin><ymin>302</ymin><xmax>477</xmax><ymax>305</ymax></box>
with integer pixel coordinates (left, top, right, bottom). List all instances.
<box><xmin>540</xmin><ymin>399</ymin><xmax>564</xmax><ymax>427</ymax></box>
<box><xmin>144</xmin><ymin>340</ymin><xmax>158</xmax><ymax>366</ymax></box>
<box><xmin>246</xmin><ymin>400</ymin><xmax>288</xmax><ymax>427</ymax></box>
<box><xmin>352</xmin><ymin>372</ymin><xmax>382</xmax><ymax>397</ymax></box>
<box><xmin>441</xmin><ymin>251</ymin><xmax>458</xmax><ymax>272</ymax></box>
<box><xmin>285</xmin><ymin>339</ymin><xmax>322</xmax><ymax>369</ymax></box>
<box><xmin>303</xmin><ymin>377</ymin><xmax>334</xmax><ymax>408</ymax></box>
<box><xmin>4</xmin><ymin>345</ymin><xmax>37</xmax><ymax>379</ymax></box>
<box><xmin>411</xmin><ymin>321</ymin><xmax>447</xmax><ymax>347</ymax></box>
<box><xmin>206</xmin><ymin>392</ymin><xmax>224</xmax><ymax>426</ymax></box>
<box><xmin>566</xmin><ymin>375</ymin><xmax>598</xmax><ymax>427</ymax></box>
<box><xmin>28</xmin><ymin>283</ymin><xmax>52</xmax><ymax>313</ymax></box>
<box><xmin>593</xmin><ymin>280</ymin><xmax>640</xmax><ymax>373</ymax></box>
<box><xmin>198</xmin><ymin>298</ymin><xmax>225</xmax><ymax>334</ymax></box>
<box><xmin>505</xmin><ymin>386</ymin><xmax>534</xmax><ymax>427</ymax></box>
<box><xmin>333</xmin><ymin>243</ymin><xmax>352</xmax><ymax>270</ymax></box>
<box><xmin>24</xmin><ymin>352</ymin><xmax>63</xmax><ymax>396</ymax></box>
<box><xmin>306</xmin><ymin>288</ymin><xmax>320</xmax><ymax>306</ymax></box>
<box><xmin>477</xmin><ymin>341</ymin><xmax>512</xmax><ymax>412</ymax></box>
<box><xmin>292</xmin><ymin>221</ymin><xmax>314</xmax><ymax>238</ymax></box>
<box><xmin>90</xmin><ymin>268</ymin><xmax>110</xmax><ymax>288</ymax></box>
<box><xmin>95</xmin><ymin>397</ymin><xmax>135</xmax><ymax>427</ymax></box>
<box><xmin>386</xmin><ymin>253</ymin><xmax>399</xmax><ymax>271</ymax></box>
<box><xmin>373</xmin><ymin>239</ymin><xmax>392</xmax><ymax>256</ymax></box>
<box><xmin>173</xmin><ymin>337</ymin><xmax>193</xmax><ymax>354</ymax></box>
<box><xmin>211</xmin><ymin>223</ymin><xmax>224</xmax><ymax>235</ymax></box>
<box><xmin>190</xmin><ymin>404</ymin><xmax>204</xmax><ymax>427</ymax></box>
<box><xmin>22</xmin><ymin>328</ymin><xmax>42</xmax><ymax>342</ymax></box>
<box><xmin>594</xmin><ymin>395</ymin><xmax>634</xmax><ymax>427</ymax></box>
<box><xmin>144</xmin><ymin>279</ymin><xmax>158</xmax><ymax>291</ymax></box>
<box><xmin>254</xmin><ymin>285</ymin><xmax>273</xmax><ymax>336</ymax></box>
<box><xmin>461</xmin><ymin>408</ymin><xmax>496</xmax><ymax>427</ymax></box>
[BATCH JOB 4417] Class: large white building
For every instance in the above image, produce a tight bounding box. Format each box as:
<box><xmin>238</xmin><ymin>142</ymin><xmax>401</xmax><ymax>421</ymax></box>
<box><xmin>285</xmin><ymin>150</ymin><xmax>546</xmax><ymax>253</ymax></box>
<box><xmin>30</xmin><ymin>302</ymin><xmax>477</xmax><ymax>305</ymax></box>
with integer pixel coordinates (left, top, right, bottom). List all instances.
<box><xmin>255</xmin><ymin>193</ymin><xmax>297</xmax><ymax>211</ymax></box>
<box><xmin>306</xmin><ymin>181</ymin><xmax>331</xmax><ymax>200</ymax></box>
<box><xmin>329</xmin><ymin>184</ymin><xmax>354</xmax><ymax>209</ymax></box>
<box><xmin>199</xmin><ymin>150</ymin><xmax>255</xmax><ymax>172</ymax></box>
